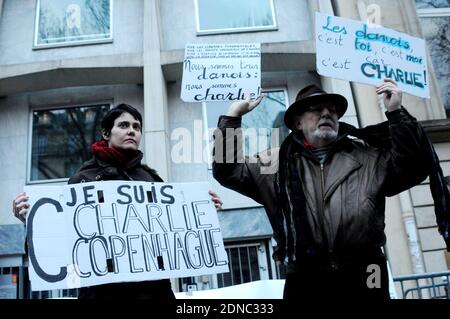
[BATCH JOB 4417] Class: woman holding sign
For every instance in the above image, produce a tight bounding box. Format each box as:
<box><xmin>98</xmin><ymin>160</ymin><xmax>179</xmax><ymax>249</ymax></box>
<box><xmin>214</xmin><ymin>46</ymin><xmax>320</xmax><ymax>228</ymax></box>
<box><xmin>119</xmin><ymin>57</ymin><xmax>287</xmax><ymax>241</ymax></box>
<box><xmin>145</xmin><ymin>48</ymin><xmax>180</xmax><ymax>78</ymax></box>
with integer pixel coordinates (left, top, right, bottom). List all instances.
<box><xmin>13</xmin><ymin>103</ymin><xmax>223</xmax><ymax>299</ymax></box>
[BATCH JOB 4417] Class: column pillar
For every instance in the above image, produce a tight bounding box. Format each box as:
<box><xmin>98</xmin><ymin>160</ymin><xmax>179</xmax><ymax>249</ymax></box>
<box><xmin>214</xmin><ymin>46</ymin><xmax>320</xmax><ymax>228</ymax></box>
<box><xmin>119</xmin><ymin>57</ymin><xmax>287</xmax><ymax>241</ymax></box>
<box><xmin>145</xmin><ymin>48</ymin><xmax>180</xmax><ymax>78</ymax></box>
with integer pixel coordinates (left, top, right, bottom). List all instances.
<box><xmin>143</xmin><ymin>0</ymin><xmax>171</xmax><ymax>181</ymax></box>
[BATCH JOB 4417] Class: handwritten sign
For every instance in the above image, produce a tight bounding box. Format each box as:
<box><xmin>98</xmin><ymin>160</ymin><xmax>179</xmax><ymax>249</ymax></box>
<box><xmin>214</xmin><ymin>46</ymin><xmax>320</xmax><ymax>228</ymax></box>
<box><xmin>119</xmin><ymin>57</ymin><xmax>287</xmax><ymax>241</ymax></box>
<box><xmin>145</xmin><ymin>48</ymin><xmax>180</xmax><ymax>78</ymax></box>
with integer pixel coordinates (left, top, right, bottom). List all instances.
<box><xmin>24</xmin><ymin>181</ymin><xmax>228</xmax><ymax>291</ymax></box>
<box><xmin>315</xmin><ymin>12</ymin><xmax>429</xmax><ymax>98</ymax></box>
<box><xmin>181</xmin><ymin>43</ymin><xmax>261</xmax><ymax>102</ymax></box>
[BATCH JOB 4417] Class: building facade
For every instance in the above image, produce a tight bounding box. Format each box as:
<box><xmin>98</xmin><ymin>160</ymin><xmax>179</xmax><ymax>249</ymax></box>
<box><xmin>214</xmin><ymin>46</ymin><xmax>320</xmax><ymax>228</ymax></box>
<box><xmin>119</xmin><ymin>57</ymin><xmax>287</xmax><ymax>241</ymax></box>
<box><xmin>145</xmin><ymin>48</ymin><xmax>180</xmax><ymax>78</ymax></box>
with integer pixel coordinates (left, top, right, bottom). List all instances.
<box><xmin>0</xmin><ymin>0</ymin><xmax>448</xmax><ymax>298</ymax></box>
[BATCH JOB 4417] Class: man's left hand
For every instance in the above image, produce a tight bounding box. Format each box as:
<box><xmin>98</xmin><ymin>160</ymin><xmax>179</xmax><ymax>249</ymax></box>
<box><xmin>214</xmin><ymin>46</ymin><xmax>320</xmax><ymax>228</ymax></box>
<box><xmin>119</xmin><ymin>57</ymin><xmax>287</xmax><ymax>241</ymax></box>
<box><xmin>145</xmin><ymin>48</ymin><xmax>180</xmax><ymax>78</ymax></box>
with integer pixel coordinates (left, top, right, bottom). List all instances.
<box><xmin>376</xmin><ymin>78</ymin><xmax>402</xmax><ymax>112</ymax></box>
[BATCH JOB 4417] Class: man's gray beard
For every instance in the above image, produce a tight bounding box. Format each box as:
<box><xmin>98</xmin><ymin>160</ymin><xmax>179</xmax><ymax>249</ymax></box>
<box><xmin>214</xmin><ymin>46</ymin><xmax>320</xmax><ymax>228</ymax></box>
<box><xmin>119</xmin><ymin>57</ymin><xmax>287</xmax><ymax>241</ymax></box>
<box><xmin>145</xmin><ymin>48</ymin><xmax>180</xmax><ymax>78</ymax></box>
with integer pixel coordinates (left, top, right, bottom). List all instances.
<box><xmin>312</xmin><ymin>128</ymin><xmax>338</xmax><ymax>141</ymax></box>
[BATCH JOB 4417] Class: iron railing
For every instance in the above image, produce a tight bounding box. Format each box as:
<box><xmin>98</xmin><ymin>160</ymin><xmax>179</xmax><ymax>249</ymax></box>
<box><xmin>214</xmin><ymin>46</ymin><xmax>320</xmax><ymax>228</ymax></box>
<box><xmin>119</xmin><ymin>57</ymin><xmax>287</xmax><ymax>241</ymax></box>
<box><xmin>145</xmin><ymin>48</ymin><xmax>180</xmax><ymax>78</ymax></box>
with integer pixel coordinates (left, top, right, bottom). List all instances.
<box><xmin>393</xmin><ymin>270</ymin><xmax>450</xmax><ymax>299</ymax></box>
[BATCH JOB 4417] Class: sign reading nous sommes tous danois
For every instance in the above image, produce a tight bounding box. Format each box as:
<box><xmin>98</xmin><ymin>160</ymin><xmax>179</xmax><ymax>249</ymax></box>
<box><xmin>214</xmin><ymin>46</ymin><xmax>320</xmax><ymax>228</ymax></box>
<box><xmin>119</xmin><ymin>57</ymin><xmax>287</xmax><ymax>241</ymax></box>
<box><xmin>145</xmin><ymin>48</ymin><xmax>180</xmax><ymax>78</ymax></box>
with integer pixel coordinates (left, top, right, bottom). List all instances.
<box><xmin>181</xmin><ymin>43</ymin><xmax>261</xmax><ymax>102</ymax></box>
<box><xmin>24</xmin><ymin>181</ymin><xmax>228</xmax><ymax>291</ymax></box>
<box><xmin>315</xmin><ymin>12</ymin><xmax>430</xmax><ymax>98</ymax></box>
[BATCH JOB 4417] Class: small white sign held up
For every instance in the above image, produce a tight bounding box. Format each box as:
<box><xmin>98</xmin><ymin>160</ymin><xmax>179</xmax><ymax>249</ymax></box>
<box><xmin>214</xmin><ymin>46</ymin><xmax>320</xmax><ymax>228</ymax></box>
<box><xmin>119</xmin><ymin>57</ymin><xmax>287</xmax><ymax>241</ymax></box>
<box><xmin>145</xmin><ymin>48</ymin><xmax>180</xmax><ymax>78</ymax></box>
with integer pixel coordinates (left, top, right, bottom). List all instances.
<box><xmin>24</xmin><ymin>181</ymin><xmax>229</xmax><ymax>291</ymax></box>
<box><xmin>315</xmin><ymin>12</ymin><xmax>429</xmax><ymax>98</ymax></box>
<box><xmin>181</xmin><ymin>43</ymin><xmax>261</xmax><ymax>102</ymax></box>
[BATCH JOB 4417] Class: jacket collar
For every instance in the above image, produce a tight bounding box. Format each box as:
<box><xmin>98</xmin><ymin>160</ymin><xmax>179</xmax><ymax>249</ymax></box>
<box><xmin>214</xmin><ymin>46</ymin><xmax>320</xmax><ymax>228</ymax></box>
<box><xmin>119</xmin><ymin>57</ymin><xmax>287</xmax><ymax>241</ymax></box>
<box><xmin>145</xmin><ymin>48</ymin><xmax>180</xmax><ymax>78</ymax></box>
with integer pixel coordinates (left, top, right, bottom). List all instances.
<box><xmin>88</xmin><ymin>151</ymin><xmax>144</xmax><ymax>171</ymax></box>
<box><xmin>292</xmin><ymin>131</ymin><xmax>352</xmax><ymax>164</ymax></box>
<box><xmin>101</xmin><ymin>151</ymin><xmax>143</xmax><ymax>169</ymax></box>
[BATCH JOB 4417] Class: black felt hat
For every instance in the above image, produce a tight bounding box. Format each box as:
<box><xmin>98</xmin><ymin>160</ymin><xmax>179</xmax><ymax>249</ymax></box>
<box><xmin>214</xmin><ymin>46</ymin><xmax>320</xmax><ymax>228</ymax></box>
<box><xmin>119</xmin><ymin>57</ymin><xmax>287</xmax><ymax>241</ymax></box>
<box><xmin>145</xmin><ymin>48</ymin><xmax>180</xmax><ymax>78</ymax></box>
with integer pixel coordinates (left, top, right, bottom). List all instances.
<box><xmin>284</xmin><ymin>84</ymin><xmax>348</xmax><ymax>130</ymax></box>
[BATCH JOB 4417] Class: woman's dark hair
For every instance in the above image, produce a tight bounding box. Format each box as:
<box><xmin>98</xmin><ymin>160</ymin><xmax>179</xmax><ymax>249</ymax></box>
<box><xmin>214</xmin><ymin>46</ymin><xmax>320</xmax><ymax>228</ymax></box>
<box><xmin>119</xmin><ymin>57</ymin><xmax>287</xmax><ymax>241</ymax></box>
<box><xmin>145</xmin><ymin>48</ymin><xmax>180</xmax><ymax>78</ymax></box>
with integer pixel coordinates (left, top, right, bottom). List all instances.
<box><xmin>101</xmin><ymin>103</ymin><xmax>143</xmax><ymax>136</ymax></box>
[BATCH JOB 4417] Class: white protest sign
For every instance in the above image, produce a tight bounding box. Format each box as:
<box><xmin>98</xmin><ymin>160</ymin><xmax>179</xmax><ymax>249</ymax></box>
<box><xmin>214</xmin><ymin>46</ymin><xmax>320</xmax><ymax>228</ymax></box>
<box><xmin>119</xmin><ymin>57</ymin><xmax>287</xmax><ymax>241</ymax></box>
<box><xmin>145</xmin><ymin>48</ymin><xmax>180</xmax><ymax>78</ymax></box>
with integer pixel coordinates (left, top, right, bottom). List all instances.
<box><xmin>315</xmin><ymin>12</ymin><xmax>429</xmax><ymax>98</ymax></box>
<box><xmin>181</xmin><ymin>43</ymin><xmax>261</xmax><ymax>102</ymax></box>
<box><xmin>24</xmin><ymin>181</ymin><xmax>229</xmax><ymax>291</ymax></box>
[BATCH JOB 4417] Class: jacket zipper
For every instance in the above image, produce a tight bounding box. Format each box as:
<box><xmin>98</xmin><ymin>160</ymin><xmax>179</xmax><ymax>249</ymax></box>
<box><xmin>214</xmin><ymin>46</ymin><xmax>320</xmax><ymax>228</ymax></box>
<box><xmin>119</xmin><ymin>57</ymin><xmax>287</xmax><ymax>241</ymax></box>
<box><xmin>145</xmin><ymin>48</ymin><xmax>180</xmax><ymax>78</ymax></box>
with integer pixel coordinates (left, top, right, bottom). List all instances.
<box><xmin>122</xmin><ymin>171</ymin><xmax>134</xmax><ymax>181</ymax></box>
<box><xmin>285</xmin><ymin>160</ymin><xmax>297</xmax><ymax>262</ymax></box>
<box><xmin>320</xmin><ymin>162</ymin><xmax>337</xmax><ymax>270</ymax></box>
<box><xmin>319</xmin><ymin>163</ymin><xmax>327</xmax><ymax>248</ymax></box>
<box><xmin>320</xmin><ymin>163</ymin><xmax>325</xmax><ymax>200</ymax></box>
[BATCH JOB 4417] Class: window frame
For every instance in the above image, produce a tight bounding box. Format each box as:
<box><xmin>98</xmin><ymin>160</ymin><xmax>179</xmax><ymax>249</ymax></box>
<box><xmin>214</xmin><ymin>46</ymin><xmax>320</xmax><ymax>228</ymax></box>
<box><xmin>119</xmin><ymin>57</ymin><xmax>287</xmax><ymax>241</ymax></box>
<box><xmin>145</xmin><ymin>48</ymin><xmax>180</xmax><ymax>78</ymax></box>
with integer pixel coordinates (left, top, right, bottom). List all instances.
<box><xmin>33</xmin><ymin>0</ymin><xmax>114</xmax><ymax>49</ymax></box>
<box><xmin>27</xmin><ymin>101</ymin><xmax>112</xmax><ymax>184</ymax></box>
<box><xmin>194</xmin><ymin>0</ymin><xmax>278</xmax><ymax>35</ymax></box>
<box><xmin>416</xmin><ymin>6</ymin><xmax>450</xmax><ymax>116</ymax></box>
<box><xmin>416</xmin><ymin>8</ymin><xmax>450</xmax><ymax>17</ymax></box>
<box><xmin>203</xmin><ymin>87</ymin><xmax>289</xmax><ymax>170</ymax></box>
<box><xmin>202</xmin><ymin>88</ymin><xmax>289</xmax><ymax>210</ymax></box>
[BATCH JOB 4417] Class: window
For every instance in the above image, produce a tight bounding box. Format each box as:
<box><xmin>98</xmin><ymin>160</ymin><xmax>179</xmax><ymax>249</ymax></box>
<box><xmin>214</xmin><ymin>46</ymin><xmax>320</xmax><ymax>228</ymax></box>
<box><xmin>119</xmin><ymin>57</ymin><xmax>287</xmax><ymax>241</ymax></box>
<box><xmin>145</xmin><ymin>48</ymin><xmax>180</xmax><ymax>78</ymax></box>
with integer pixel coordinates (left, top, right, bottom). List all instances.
<box><xmin>195</xmin><ymin>0</ymin><xmax>277</xmax><ymax>35</ymax></box>
<box><xmin>241</xmin><ymin>90</ymin><xmax>289</xmax><ymax>155</ymax></box>
<box><xmin>416</xmin><ymin>0</ymin><xmax>449</xmax><ymax>9</ymax></box>
<box><xmin>29</xmin><ymin>104</ymin><xmax>110</xmax><ymax>182</ymax></box>
<box><xmin>34</xmin><ymin>0</ymin><xmax>112</xmax><ymax>48</ymax></box>
<box><xmin>204</xmin><ymin>90</ymin><xmax>288</xmax><ymax>208</ymax></box>
<box><xmin>205</xmin><ymin>89</ymin><xmax>289</xmax><ymax>161</ymax></box>
<box><xmin>415</xmin><ymin>0</ymin><xmax>450</xmax><ymax>116</ymax></box>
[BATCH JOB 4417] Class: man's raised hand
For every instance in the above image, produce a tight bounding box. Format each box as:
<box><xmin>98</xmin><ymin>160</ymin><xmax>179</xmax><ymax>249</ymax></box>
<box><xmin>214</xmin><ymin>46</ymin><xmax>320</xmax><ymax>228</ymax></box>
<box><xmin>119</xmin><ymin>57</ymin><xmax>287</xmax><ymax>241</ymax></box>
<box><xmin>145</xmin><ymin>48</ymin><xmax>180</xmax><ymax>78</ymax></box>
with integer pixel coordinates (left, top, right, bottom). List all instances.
<box><xmin>226</xmin><ymin>94</ymin><xmax>265</xmax><ymax>117</ymax></box>
<box><xmin>376</xmin><ymin>78</ymin><xmax>402</xmax><ymax>112</ymax></box>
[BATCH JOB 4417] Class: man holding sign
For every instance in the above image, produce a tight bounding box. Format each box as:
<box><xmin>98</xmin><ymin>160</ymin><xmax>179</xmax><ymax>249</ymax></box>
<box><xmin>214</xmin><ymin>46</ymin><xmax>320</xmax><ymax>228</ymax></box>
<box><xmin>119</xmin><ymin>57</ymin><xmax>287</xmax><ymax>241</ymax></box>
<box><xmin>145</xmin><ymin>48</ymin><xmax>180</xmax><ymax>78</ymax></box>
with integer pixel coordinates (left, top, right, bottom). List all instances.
<box><xmin>213</xmin><ymin>78</ymin><xmax>449</xmax><ymax>299</ymax></box>
<box><xmin>13</xmin><ymin>103</ymin><xmax>223</xmax><ymax>299</ymax></box>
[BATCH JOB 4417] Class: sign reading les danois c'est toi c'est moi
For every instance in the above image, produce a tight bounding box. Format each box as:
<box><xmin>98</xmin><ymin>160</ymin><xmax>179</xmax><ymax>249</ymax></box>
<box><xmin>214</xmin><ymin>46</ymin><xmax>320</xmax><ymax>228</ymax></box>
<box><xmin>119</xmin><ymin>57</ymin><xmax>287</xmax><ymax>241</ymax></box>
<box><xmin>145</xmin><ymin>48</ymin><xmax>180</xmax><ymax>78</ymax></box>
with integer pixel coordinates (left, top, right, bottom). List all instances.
<box><xmin>316</xmin><ymin>12</ymin><xmax>429</xmax><ymax>98</ymax></box>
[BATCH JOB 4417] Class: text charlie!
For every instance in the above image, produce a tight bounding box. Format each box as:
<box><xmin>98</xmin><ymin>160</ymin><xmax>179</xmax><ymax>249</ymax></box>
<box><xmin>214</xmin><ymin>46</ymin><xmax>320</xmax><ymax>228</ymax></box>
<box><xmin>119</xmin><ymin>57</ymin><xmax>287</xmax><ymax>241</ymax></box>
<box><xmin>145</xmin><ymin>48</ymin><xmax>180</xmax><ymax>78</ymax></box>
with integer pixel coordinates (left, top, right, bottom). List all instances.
<box><xmin>25</xmin><ymin>181</ymin><xmax>228</xmax><ymax>291</ymax></box>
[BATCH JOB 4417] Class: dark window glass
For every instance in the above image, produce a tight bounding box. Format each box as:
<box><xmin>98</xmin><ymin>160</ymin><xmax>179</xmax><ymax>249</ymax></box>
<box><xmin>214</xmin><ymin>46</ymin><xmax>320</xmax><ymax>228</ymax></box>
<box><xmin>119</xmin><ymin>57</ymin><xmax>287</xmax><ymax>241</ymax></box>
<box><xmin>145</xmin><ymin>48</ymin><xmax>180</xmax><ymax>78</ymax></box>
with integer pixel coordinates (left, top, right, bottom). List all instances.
<box><xmin>230</xmin><ymin>248</ymin><xmax>241</xmax><ymax>285</ymax></box>
<box><xmin>415</xmin><ymin>0</ymin><xmax>450</xmax><ymax>9</ymax></box>
<box><xmin>239</xmin><ymin>247</ymin><xmax>251</xmax><ymax>283</ymax></box>
<box><xmin>31</xmin><ymin>104</ymin><xmax>110</xmax><ymax>181</ymax></box>
<box><xmin>248</xmin><ymin>246</ymin><xmax>260</xmax><ymax>282</ymax></box>
<box><xmin>197</xmin><ymin>0</ymin><xmax>276</xmax><ymax>33</ymax></box>
<box><xmin>418</xmin><ymin>16</ymin><xmax>450</xmax><ymax>115</ymax></box>
<box><xmin>206</xmin><ymin>90</ymin><xmax>288</xmax><ymax>159</ymax></box>
<box><xmin>36</xmin><ymin>0</ymin><xmax>111</xmax><ymax>47</ymax></box>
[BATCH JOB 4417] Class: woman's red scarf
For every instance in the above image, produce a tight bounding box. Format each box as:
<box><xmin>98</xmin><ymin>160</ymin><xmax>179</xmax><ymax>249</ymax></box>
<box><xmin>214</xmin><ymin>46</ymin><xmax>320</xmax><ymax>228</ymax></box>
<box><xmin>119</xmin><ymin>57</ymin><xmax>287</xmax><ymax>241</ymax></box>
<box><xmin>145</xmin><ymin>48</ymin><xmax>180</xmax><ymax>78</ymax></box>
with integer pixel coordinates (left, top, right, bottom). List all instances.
<box><xmin>91</xmin><ymin>140</ymin><xmax>140</xmax><ymax>167</ymax></box>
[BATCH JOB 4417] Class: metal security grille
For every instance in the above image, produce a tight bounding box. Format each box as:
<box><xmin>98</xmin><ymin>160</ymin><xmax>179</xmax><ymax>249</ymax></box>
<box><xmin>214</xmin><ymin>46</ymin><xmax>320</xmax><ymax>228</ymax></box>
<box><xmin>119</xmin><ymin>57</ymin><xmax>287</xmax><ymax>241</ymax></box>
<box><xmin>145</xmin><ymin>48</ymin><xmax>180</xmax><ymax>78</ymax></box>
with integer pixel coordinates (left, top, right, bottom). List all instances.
<box><xmin>217</xmin><ymin>244</ymin><xmax>261</xmax><ymax>288</ymax></box>
<box><xmin>0</xmin><ymin>266</ymin><xmax>78</xmax><ymax>299</ymax></box>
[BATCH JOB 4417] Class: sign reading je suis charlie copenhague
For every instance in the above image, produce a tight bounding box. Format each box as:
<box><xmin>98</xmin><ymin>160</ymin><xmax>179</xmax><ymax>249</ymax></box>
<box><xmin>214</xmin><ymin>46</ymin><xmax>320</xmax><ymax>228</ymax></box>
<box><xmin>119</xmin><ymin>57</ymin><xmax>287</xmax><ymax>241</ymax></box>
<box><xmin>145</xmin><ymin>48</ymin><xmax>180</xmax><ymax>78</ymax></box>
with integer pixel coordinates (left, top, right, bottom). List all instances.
<box><xmin>25</xmin><ymin>181</ymin><xmax>228</xmax><ymax>291</ymax></box>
